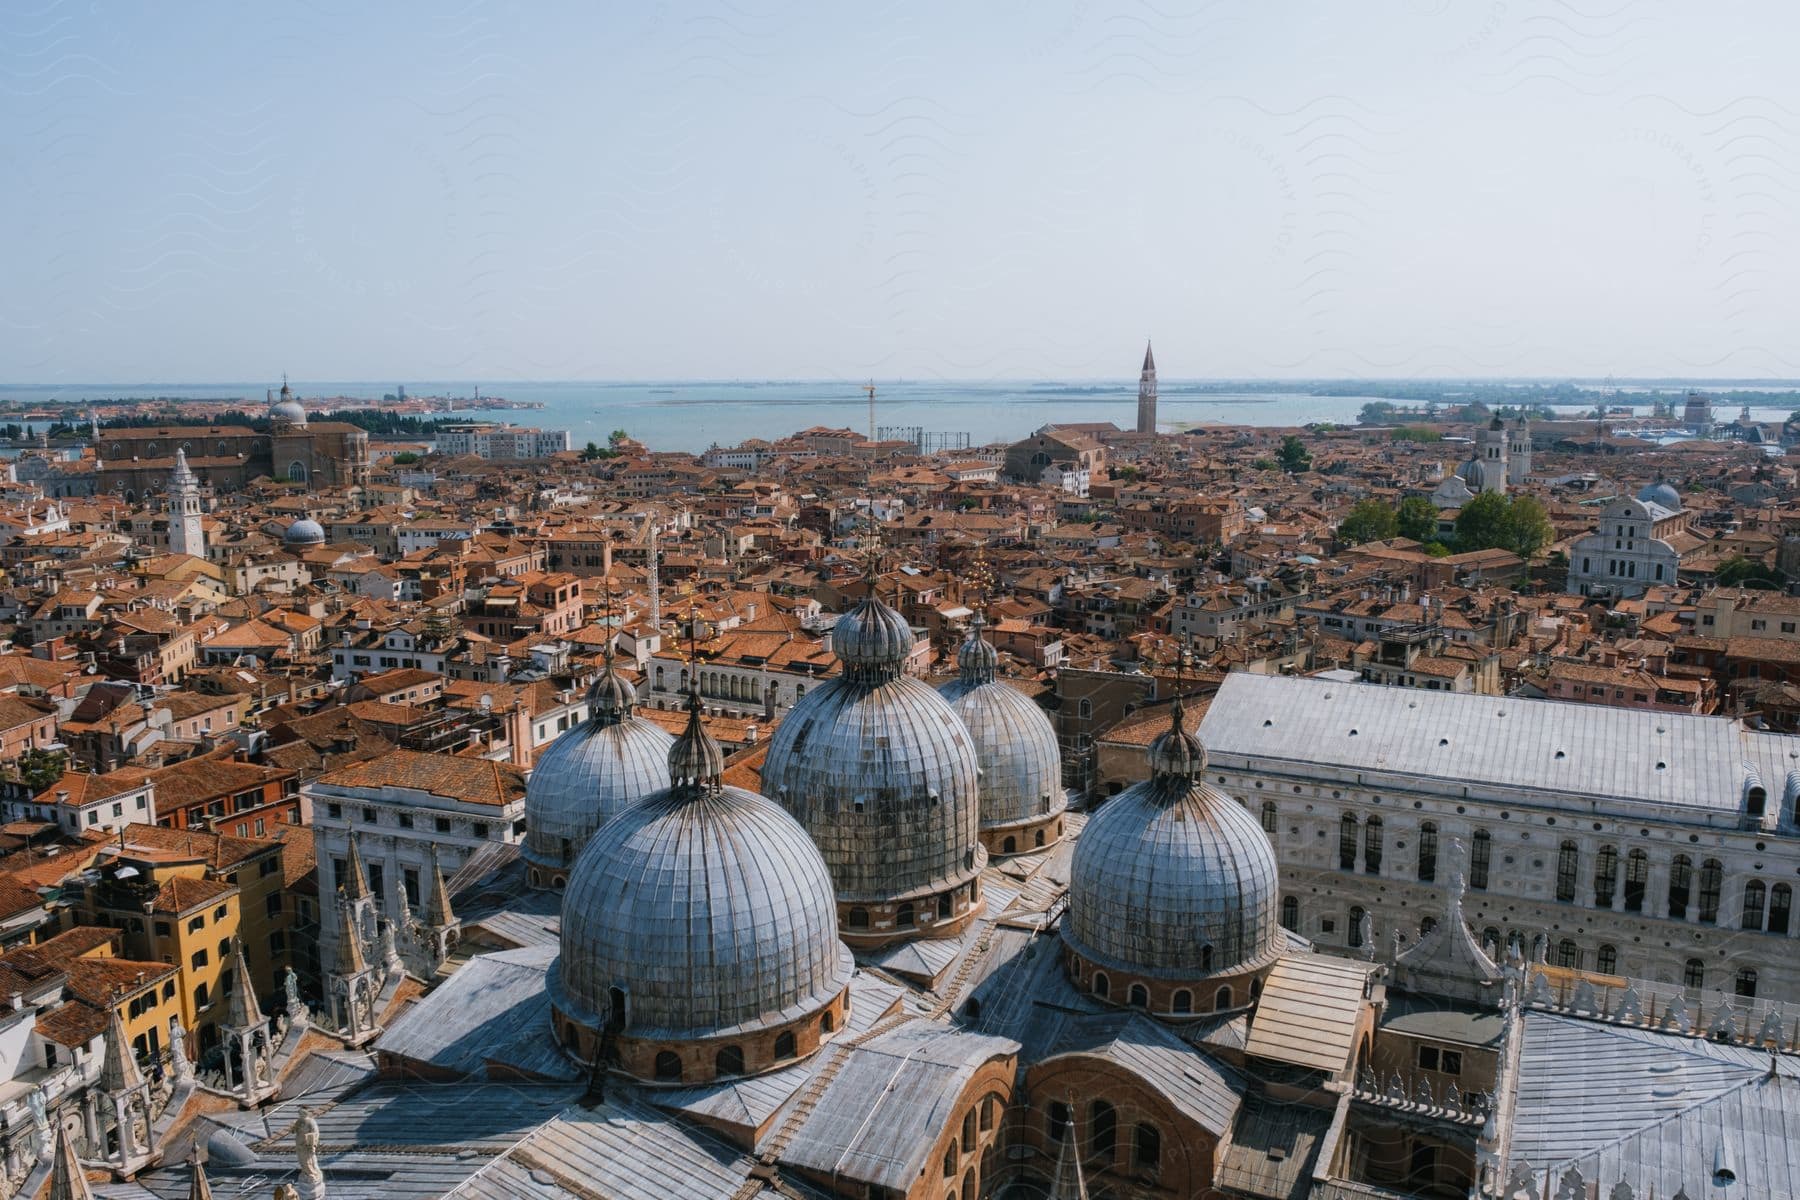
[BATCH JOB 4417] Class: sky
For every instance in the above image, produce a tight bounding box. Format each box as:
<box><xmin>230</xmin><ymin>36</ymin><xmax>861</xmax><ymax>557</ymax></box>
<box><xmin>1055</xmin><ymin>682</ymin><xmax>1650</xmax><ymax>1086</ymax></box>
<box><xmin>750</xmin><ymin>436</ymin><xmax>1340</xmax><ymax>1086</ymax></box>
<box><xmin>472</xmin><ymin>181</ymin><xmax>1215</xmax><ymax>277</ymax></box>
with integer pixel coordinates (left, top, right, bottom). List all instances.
<box><xmin>4</xmin><ymin>1</ymin><xmax>1800</xmax><ymax>384</ymax></box>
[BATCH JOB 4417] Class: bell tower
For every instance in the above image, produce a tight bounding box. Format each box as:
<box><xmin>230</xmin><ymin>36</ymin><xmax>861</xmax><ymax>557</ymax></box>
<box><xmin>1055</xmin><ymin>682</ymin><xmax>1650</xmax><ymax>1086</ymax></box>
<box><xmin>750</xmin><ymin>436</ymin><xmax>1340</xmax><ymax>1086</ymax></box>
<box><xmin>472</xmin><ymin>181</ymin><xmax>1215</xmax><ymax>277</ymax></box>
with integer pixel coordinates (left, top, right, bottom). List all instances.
<box><xmin>1135</xmin><ymin>341</ymin><xmax>1158</xmax><ymax>435</ymax></box>
<box><xmin>167</xmin><ymin>449</ymin><xmax>205</xmax><ymax>559</ymax></box>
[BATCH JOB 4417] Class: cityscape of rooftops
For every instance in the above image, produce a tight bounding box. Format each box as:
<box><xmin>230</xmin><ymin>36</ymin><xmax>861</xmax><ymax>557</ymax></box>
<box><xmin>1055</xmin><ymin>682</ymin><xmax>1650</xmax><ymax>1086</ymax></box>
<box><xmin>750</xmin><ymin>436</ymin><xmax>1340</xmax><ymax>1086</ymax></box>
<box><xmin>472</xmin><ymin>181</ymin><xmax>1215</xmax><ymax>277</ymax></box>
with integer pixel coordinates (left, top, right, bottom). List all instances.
<box><xmin>3</xmin><ymin>5</ymin><xmax>1799</xmax><ymax>1200</ymax></box>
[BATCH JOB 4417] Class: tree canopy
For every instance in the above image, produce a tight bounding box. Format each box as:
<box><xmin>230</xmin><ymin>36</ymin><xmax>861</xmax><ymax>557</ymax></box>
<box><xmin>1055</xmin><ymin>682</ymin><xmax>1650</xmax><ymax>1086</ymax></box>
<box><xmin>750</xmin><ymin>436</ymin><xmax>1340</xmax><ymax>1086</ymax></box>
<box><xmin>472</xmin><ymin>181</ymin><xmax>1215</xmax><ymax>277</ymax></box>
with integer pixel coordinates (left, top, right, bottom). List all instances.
<box><xmin>1396</xmin><ymin>496</ymin><xmax>1440</xmax><ymax>544</ymax></box>
<box><xmin>1277</xmin><ymin>435</ymin><xmax>1312</xmax><ymax>474</ymax></box>
<box><xmin>1716</xmin><ymin>555</ymin><xmax>1785</xmax><ymax>589</ymax></box>
<box><xmin>1452</xmin><ymin>492</ymin><xmax>1554</xmax><ymax>559</ymax></box>
<box><xmin>1338</xmin><ymin>500</ymin><xmax>1398</xmax><ymax>545</ymax></box>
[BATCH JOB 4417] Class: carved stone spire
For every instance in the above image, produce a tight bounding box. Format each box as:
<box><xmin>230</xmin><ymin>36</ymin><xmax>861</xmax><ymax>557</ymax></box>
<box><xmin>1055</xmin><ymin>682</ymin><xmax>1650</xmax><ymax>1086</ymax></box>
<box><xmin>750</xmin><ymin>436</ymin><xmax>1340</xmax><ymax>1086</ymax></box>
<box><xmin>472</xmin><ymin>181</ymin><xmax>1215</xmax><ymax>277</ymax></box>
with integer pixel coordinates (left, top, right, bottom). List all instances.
<box><xmin>99</xmin><ymin>1004</ymin><xmax>142</xmax><ymax>1094</ymax></box>
<box><xmin>423</xmin><ymin>844</ymin><xmax>455</xmax><ymax>930</ymax></box>
<box><xmin>48</xmin><ymin>1122</ymin><xmax>93</xmax><ymax>1200</ymax></box>
<box><xmin>223</xmin><ymin>936</ymin><xmax>265</xmax><ymax>1030</ymax></box>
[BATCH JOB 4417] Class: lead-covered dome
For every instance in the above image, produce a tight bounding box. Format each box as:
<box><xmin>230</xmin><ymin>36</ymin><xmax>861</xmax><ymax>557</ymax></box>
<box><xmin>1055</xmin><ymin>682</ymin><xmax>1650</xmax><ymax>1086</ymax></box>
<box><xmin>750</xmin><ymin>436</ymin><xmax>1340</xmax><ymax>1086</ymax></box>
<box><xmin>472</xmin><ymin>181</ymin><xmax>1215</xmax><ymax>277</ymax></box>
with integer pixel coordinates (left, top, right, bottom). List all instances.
<box><xmin>1637</xmin><ymin>480</ymin><xmax>1681</xmax><ymax>510</ymax></box>
<box><xmin>937</xmin><ymin>619</ymin><xmax>1064</xmax><ymax>841</ymax></box>
<box><xmin>523</xmin><ymin>658</ymin><xmax>673</xmax><ymax>885</ymax></box>
<box><xmin>283</xmin><ymin>518</ymin><xmax>325</xmax><ymax>547</ymax></box>
<box><xmin>270</xmin><ymin>382</ymin><xmax>307</xmax><ymax>428</ymax></box>
<box><xmin>762</xmin><ymin>591</ymin><xmax>985</xmax><ymax>909</ymax></box>
<box><xmin>1065</xmin><ymin>697</ymin><xmax>1283</xmax><ymax>982</ymax></box>
<box><xmin>552</xmin><ymin>696</ymin><xmax>851</xmax><ymax>1050</ymax></box>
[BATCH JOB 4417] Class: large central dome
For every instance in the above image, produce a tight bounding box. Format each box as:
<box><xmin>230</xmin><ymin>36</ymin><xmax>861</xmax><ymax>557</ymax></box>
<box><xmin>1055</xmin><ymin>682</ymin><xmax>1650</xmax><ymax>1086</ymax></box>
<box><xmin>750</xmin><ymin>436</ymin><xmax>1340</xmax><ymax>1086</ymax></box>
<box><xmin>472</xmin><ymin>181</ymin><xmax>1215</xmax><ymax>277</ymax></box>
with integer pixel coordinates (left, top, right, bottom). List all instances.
<box><xmin>551</xmin><ymin>693</ymin><xmax>851</xmax><ymax>1082</ymax></box>
<box><xmin>1064</xmin><ymin>695</ymin><xmax>1284</xmax><ymax>1002</ymax></box>
<box><xmin>522</xmin><ymin>655</ymin><xmax>673</xmax><ymax>889</ymax></box>
<box><xmin>761</xmin><ymin>587</ymin><xmax>985</xmax><ymax>943</ymax></box>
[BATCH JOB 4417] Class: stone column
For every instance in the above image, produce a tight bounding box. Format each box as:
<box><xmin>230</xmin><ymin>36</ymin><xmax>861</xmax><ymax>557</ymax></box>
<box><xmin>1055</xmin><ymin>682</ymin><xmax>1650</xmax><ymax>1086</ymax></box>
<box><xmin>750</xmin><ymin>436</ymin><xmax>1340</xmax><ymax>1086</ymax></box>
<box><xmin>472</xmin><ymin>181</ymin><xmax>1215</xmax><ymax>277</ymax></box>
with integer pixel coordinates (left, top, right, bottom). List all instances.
<box><xmin>1646</xmin><ymin>858</ymin><xmax>1670</xmax><ymax>919</ymax></box>
<box><xmin>80</xmin><ymin>1095</ymin><xmax>99</xmax><ymax>1154</ymax></box>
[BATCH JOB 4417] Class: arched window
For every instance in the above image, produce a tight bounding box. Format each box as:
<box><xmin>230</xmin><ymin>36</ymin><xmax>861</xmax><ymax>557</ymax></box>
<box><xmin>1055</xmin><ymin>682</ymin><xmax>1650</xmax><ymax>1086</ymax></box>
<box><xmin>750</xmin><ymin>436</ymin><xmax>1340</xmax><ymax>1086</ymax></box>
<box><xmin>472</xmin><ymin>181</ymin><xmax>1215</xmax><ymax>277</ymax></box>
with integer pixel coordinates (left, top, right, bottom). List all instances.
<box><xmin>1557</xmin><ymin>939</ymin><xmax>1580</xmax><ymax>969</ymax></box>
<box><xmin>1280</xmin><ymin>895</ymin><xmax>1299</xmax><ymax>932</ymax></box>
<box><xmin>1417</xmin><ymin>821</ymin><xmax>1438</xmax><ymax>882</ymax></box>
<box><xmin>1736</xmin><ymin>968</ymin><xmax>1758</xmax><ymax>998</ymax></box>
<box><xmin>1035</xmin><ymin>829</ymin><xmax>1046</xmax><ymax>848</ymax></box>
<box><xmin>1339</xmin><ymin>813</ymin><xmax>1358</xmax><ymax>870</ymax></box>
<box><xmin>1048</xmin><ymin>1100</ymin><xmax>1071</xmax><ymax>1142</ymax></box>
<box><xmin>287</xmin><ymin>461</ymin><xmax>308</xmax><ymax>484</ymax></box>
<box><xmin>715</xmin><ymin>1045</ymin><xmax>745</xmax><ymax>1076</ymax></box>
<box><xmin>1214</xmin><ymin>985</ymin><xmax>1234</xmax><ymax>1010</ymax></box>
<box><xmin>1348</xmin><ymin>906</ymin><xmax>1365</xmax><ymax>948</ymax></box>
<box><xmin>1135</xmin><ymin>1123</ymin><xmax>1162</xmax><ymax>1168</ymax></box>
<box><xmin>609</xmin><ymin>987</ymin><xmax>627</xmax><ymax>1028</ymax></box>
<box><xmin>1261</xmin><ymin>801</ymin><xmax>1278</xmax><ymax>838</ymax></box>
<box><xmin>1077</xmin><ymin>698</ymin><xmax>1092</xmax><ymax>719</ymax></box>
<box><xmin>1172</xmin><ymin>989</ymin><xmax>1192</xmax><ymax>1015</ymax></box>
<box><xmin>848</xmin><ymin>907</ymin><xmax>868</xmax><ymax>930</ymax></box>
<box><xmin>942</xmin><ymin>1147</ymin><xmax>956</xmax><ymax>1179</ymax></box>
<box><xmin>773</xmin><ymin>1031</ymin><xmax>797</xmax><ymax>1060</ymax></box>
<box><xmin>1596</xmin><ymin>944</ymin><xmax>1618</xmax><ymax>975</ymax></box>
<box><xmin>1089</xmin><ymin>1100</ymin><xmax>1116</xmax><ymax>1158</ymax></box>
<box><xmin>1771</xmin><ymin>883</ymin><xmax>1792</xmax><ymax>935</ymax></box>
<box><xmin>821</xmin><ymin>1010</ymin><xmax>836</xmax><ymax>1034</ymax></box>
<box><xmin>1743</xmin><ymin>880</ymin><xmax>1767</xmax><ymax>930</ymax></box>
<box><xmin>655</xmin><ymin>666</ymin><xmax>665</xmax><ymax>689</ymax></box>
<box><xmin>1002</xmin><ymin>836</ymin><xmax>1016</xmax><ymax>854</ymax></box>
<box><xmin>1127</xmin><ymin>983</ymin><xmax>1149</xmax><ymax>1009</ymax></box>
<box><xmin>654</xmin><ymin>1051</ymin><xmax>682</xmax><ymax>1081</ymax></box>
<box><xmin>1364</xmin><ymin>816</ymin><xmax>1384</xmax><ymax>874</ymax></box>
<box><xmin>1623</xmin><ymin>849</ymin><xmax>1648</xmax><ymax>912</ymax></box>
<box><xmin>1669</xmin><ymin>854</ymin><xmax>1693</xmax><ymax>918</ymax></box>
<box><xmin>896</xmin><ymin>902</ymin><xmax>914</xmax><ymax>928</ymax></box>
<box><xmin>1200</xmin><ymin>944</ymin><xmax>1214</xmax><ymax>973</ymax></box>
<box><xmin>961</xmin><ymin>1110</ymin><xmax>976</xmax><ymax>1153</ymax></box>
<box><xmin>1092</xmin><ymin>972</ymin><xmax>1109</xmax><ymax>999</ymax></box>
<box><xmin>980</xmin><ymin>1095</ymin><xmax>997</xmax><ymax>1133</ymax></box>
<box><xmin>1684</xmin><ymin>958</ymin><xmax>1705</xmax><ymax>991</ymax></box>
<box><xmin>1748</xmin><ymin>785</ymin><xmax>1768</xmax><ymax>820</ymax></box>
<box><xmin>1556</xmin><ymin>841</ymin><xmax>1580</xmax><ymax>903</ymax></box>
<box><xmin>1594</xmin><ymin>845</ymin><xmax>1619</xmax><ymax>908</ymax></box>
<box><xmin>1698</xmin><ymin>859</ymin><xmax>1723</xmax><ymax>924</ymax></box>
<box><xmin>1470</xmin><ymin>829</ymin><xmax>1491</xmax><ymax>890</ymax></box>
<box><xmin>1420</xmin><ymin>916</ymin><xmax>1438</xmax><ymax>937</ymax></box>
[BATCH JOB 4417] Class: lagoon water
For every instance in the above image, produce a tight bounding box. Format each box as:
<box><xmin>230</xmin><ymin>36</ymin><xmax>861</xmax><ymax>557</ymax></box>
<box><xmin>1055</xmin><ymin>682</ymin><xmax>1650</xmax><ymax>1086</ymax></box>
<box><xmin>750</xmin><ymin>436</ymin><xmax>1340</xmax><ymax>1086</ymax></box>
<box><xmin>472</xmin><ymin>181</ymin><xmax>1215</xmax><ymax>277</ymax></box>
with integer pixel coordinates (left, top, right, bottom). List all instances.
<box><xmin>0</xmin><ymin>381</ymin><xmax>1395</xmax><ymax>453</ymax></box>
<box><xmin>3</xmin><ymin>380</ymin><xmax>1795</xmax><ymax>454</ymax></box>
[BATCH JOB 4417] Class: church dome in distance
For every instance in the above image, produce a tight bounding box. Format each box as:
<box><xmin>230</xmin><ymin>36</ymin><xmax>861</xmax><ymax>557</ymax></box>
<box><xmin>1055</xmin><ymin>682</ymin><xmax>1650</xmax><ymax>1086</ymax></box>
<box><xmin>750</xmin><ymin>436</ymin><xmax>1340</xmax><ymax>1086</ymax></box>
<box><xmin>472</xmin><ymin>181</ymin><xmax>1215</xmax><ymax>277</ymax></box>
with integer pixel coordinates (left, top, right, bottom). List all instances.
<box><xmin>1637</xmin><ymin>480</ymin><xmax>1681</xmax><ymax>510</ymax></box>
<box><xmin>522</xmin><ymin>657</ymin><xmax>673</xmax><ymax>886</ymax></box>
<box><xmin>552</xmin><ymin>695</ymin><xmax>851</xmax><ymax>1063</ymax></box>
<box><xmin>283</xmin><ymin>518</ymin><xmax>325</xmax><ymax>546</ymax></box>
<box><xmin>269</xmin><ymin>381</ymin><xmax>307</xmax><ymax>428</ymax></box>
<box><xmin>1065</xmin><ymin>695</ymin><xmax>1284</xmax><ymax>984</ymax></box>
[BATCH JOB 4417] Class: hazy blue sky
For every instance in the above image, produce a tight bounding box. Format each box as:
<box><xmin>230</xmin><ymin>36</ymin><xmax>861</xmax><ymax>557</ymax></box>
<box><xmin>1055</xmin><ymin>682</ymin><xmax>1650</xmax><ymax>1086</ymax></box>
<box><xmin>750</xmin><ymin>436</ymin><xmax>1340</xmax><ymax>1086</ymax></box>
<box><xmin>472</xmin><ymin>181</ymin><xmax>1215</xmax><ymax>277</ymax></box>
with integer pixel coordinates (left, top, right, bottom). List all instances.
<box><xmin>4</xmin><ymin>2</ymin><xmax>1798</xmax><ymax>384</ymax></box>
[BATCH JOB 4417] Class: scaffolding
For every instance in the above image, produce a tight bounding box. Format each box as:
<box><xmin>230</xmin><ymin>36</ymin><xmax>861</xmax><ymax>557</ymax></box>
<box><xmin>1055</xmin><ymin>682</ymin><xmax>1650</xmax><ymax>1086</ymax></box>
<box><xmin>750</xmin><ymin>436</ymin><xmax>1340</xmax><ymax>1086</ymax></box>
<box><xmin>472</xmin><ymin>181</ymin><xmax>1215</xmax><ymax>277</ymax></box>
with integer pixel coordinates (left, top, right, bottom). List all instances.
<box><xmin>878</xmin><ymin>426</ymin><xmax>972</xmax><ymax>455</ymax></box>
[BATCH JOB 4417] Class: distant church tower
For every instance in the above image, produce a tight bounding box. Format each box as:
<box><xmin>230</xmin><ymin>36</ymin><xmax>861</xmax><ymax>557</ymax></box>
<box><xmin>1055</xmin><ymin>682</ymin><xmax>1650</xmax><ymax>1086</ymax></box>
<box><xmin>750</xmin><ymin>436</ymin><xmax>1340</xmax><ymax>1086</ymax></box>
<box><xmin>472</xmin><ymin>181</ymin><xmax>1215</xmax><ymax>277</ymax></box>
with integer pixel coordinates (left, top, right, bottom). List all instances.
<box><xmin>167</xmin><ymin>448</ymin><xmax>205</xmax><ymax>559</ymax></box>
<box><xmin>1136</xmin><ymin>341</ymin><xmax>1157</xmax><ymax>435</ymax></box>
<box><xmin>1507</xmin><ymin>415</ymin><xmax>1532</xmax><ymax>486</ymax></box>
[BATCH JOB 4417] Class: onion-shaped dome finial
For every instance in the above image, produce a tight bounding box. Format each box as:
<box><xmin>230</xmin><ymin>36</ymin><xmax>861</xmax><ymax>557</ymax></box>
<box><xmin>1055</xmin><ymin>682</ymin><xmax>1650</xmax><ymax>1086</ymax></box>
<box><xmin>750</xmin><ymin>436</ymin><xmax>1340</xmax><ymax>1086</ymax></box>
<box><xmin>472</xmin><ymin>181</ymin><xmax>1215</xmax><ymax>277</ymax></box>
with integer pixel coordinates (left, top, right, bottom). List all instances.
<box><xmin>1147</xmin><ymin>691</ymin><xmax>1207</xmax><ymax>778</ymax></box>
<box><xmin>831</xmin><ymin>591</ymin><xmax>917</xmax><ymax>684</ymax></box>
<box><xmin>668</xmin><ymin>684</ymin><xmax>725</xmax><ymax>793</ymax></box>
<box><xmin>957</xmin><ymin>613</ymin><xmax>999</xmax><ymax>685</ymax></box>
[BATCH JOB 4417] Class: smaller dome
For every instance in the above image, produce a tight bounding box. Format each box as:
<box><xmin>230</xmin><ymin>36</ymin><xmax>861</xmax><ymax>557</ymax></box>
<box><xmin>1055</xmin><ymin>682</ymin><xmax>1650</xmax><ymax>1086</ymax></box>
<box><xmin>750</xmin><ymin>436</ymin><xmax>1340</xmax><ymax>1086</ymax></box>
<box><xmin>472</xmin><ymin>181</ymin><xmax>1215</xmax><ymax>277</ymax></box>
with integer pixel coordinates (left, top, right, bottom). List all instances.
<box><xmin>832</xmin><ymin>592</ymin><xmax>916</xmax><ymax>680</ymax></box>
<box><xmin>956</xmin><ymin>621</ymin><xmax>999</xmax><ymax>682</ymax></box>
<box><xmin>1146</xmin><ymin>699</ymin><xmax>1207</xmax><ymax>778</ymax></box>
<box><xmin>283</xmin><ymin>518</ymin><xmax>325</xmax><ymax>546</ymax></box>
<box><xmin>270</xmin><ymin>383</ymin><xmax>307</xmax><ymax>427</ymax></box>
<box><xmin>589</xmin><ymin>653</ymin><xmax>638</xmax><ymax>724</ymax></box>
<box><xmin>1637</xmin><ymin>480</ymin><xmax>1681</xmax><ymax>510</ymax></box>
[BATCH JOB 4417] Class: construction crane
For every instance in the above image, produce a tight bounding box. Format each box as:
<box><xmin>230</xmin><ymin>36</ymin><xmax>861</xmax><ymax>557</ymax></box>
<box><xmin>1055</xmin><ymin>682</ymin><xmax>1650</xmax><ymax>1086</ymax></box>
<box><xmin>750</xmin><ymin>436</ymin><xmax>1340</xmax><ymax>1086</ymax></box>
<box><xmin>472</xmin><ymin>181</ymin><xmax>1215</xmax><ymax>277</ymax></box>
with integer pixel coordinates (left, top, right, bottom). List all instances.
<box><xmin>864</xmin><ymin>381</ymin><xmax>876</xmax><ymax>445</ymax></box>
